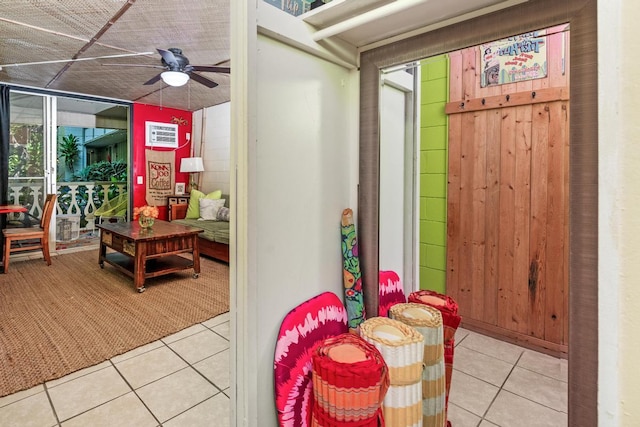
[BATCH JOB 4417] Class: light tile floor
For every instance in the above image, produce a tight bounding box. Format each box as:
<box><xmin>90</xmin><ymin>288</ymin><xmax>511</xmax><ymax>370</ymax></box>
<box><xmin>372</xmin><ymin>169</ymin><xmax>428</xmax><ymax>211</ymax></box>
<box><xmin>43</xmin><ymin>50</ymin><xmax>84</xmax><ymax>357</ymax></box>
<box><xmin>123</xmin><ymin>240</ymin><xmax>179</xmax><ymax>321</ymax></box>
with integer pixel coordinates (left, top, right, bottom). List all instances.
<box><xmin>0</xmin><ymin>313</ymin><xmax>230</xmax><ymax>427</ymax></box>
<box><xmin>448</xmin><ymin>328</ymin><xmax>568</xmax><ymax>427</ymax></box>
<box><xmin>0</xmin><ymin>314</ymin><xmax>567</xmax><ymax>427</ymax></box>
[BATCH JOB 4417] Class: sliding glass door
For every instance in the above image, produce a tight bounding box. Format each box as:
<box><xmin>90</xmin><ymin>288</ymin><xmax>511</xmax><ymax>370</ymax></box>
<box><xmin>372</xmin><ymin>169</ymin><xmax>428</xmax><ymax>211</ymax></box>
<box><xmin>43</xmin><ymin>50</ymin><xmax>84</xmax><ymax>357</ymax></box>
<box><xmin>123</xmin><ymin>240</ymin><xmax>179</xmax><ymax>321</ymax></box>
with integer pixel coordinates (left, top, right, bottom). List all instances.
<box><xmin>8</xmin><ymin>91</ymin><xmax>55</xmax><ymax>226</ymax></box>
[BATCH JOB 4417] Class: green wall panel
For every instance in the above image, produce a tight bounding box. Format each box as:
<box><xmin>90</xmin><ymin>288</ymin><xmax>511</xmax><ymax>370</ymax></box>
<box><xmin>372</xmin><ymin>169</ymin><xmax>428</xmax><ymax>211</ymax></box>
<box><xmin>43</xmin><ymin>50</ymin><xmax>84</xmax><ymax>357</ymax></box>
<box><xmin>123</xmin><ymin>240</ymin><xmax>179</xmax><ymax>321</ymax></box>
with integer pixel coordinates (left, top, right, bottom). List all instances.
<box><xmin>425</xmin><ymin>197</ymin><xmax>446</xmax><ymax>222</ymax></box>
<box><xmin>421</xmin><ymin>103</ymin><xmax>447</xmax><ymax>127</ymax></box>
<box><xmin>421</xmin><ymin>173</ymin><xmax>447</xmax><ymax>198</ymax></box>
<box><xmin>421</xmin><ymin>126</ymin><xmax>447</xmax><ymax>151</ymax></box>
<box><xmin>419</xmin><ymin>55</ymin><xmax>449</xmax><ymax>294</ymax></box>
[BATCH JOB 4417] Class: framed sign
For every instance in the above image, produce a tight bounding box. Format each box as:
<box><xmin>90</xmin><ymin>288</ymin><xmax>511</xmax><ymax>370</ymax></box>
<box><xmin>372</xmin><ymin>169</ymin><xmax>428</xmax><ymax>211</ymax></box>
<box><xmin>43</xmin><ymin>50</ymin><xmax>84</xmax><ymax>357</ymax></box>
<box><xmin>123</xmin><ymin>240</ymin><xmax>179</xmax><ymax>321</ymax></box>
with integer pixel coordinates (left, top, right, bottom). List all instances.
<box><xmin>480</xmin><ymin>29</ymin><xmax>548</xmax><ymax>87</ymax></box>
<box><xmin>175</xmin><ymin>182</ymin><xmax>186</xmax><ymax>195</ymax></box>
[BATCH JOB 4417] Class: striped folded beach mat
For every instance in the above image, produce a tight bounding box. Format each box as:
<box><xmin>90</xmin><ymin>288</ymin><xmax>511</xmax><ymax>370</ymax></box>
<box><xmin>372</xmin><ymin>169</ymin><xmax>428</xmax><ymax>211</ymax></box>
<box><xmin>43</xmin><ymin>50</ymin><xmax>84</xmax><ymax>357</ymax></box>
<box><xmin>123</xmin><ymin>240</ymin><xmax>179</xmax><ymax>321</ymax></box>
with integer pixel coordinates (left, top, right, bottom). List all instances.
<box><xmin>408</xmin><ymin>291</ymin><xmax>461</xmax><ymax>424</ymax></box>
<box><xmin>390</xmin><ymin>303</ymin><xmax>447</xmax><ymax>427</ymax></box>
<box><xmin>360</xmin><ymin>317</ymin><xmax>424</xmax><ymax>427</ymax></box>
<box><xmin>311</xmin><ymin>333</ymin><xmax>389</xmax><ymax>427</ymax></box>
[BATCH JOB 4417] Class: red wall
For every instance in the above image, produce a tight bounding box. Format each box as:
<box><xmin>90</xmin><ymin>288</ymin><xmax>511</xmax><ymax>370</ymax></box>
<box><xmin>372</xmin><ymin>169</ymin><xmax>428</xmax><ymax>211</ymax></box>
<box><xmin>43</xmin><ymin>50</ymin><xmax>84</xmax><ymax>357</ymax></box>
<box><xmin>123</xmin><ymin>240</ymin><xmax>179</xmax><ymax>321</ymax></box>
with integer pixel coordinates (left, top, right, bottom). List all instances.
<box><xmin>132</xmin><ymin>103</ymin><xmax>193</xmax><ymax>220</ymax></box>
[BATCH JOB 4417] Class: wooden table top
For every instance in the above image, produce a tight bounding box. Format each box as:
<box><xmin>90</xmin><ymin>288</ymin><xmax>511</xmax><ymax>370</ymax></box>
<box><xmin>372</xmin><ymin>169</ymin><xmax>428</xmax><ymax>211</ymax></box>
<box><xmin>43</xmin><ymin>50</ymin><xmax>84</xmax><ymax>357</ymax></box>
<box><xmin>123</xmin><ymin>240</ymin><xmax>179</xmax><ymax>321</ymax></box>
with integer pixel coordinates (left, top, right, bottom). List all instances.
<box><xmin>97</xmin><ymin>219</ymin><xmax>204</xmax><ymax>241</ymax></box>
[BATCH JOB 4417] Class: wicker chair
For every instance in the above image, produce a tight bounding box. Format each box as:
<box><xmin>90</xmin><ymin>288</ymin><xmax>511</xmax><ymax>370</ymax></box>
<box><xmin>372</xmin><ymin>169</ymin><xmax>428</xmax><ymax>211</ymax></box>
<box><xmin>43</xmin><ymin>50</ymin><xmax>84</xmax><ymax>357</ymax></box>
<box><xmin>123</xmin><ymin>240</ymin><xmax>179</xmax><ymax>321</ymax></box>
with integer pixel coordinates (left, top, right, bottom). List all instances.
<box><xmin>3</xmin><ymin>194</ymin><xmax>57</xmax><ymax>273</ymax></box>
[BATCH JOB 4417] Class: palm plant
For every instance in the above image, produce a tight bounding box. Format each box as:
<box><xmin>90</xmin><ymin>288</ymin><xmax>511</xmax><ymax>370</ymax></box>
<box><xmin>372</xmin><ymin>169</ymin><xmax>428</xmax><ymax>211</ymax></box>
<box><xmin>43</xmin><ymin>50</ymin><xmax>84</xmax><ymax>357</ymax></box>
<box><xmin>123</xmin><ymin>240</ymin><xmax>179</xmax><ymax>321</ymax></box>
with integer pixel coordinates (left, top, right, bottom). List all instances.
<box><xmin>59</xmin><ymin>134</ymin><xmax>80</xmax><ymax>174</ymax></box>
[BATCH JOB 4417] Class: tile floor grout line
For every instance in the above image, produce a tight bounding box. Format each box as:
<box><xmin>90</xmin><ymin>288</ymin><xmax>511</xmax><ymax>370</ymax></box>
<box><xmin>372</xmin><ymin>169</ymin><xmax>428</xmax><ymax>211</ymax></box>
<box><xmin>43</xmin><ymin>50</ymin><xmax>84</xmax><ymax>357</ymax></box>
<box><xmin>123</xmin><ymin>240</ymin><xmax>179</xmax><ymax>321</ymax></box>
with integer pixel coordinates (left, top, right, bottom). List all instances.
<box><xmin>110</xmin><ymin>359</ymin><xmax>163</xmax><ymax>426</ymax></box>
<box><xmin>50</xmin><ymin>361</ymin><xmax>146</xmax><ymax>426</ymax></box>
<box><xmin>42</xmin><ymin>382</ymin><xmax>62</xmax><ymax>427</ymax></box>
<box><xmin>516</xmin><ymin>364</ymin><xmax>569</xmax><ymax>383</ymax></box>
<box><xmin>496</xmin><ymin>388</ymin><xmax>568</xmax><ymax>415</ymax></box>
<box><xmin>110</xmin><ymin>343</ymin><xmax>166</xmax><ymax>366</ymax></box>
<box><xmin>457</xmin><ymin>343</ymin><xmax>526</xmax><ymax>366</ymax></box>
<box><xmin>44</xmin><ymin>362</ymin><xmax>113</xmax><ymax>391</ymax></box>
<box><xmin>163</xmin><ymin>336</ymin><xmax>227</xmax><ymax>394</ymax></box>
<box><xmin>160</xmin><ymin>392</ymin><xmax>224</xmax><ymax>425</ymax></box>
<box><xmin>479</xmin><ymin>349</ymin><xmax>526</xmax><ymax>424</ymax></box>
<box><xmin>502</xmin><ymin>352</ymin><xmax>569</xmax><ymax>414</ymax></box>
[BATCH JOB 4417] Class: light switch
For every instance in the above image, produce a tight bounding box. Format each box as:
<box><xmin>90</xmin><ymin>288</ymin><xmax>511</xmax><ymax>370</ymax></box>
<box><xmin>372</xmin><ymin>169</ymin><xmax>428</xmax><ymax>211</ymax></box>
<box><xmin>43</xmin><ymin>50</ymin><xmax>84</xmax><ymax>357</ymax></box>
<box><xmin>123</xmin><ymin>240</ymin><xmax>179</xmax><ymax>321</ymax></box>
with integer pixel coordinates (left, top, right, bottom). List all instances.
<box><xmin>137</xmin><ymin>176</ymin><xmax>143</xmax><ymax>185</ymax></box>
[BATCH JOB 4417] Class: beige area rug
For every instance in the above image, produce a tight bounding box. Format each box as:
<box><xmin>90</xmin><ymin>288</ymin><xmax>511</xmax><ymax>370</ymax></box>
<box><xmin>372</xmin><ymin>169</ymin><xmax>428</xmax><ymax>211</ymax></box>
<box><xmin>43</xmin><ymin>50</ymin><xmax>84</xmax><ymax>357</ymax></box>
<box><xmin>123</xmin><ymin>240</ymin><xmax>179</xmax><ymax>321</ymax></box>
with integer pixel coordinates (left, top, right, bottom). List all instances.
<box><xmin>0</xmin><ymin>250</ymin><xmax>229</xmax><ymax>398</ymax></box>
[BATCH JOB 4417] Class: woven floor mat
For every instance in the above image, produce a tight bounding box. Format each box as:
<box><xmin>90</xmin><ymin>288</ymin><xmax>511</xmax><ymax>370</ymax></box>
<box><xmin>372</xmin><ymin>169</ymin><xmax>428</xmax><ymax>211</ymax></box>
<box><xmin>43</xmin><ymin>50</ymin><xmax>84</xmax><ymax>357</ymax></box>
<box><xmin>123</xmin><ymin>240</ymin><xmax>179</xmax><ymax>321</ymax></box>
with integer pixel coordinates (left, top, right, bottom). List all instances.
<box><xmin>0</xmin><ymin>250</ymin><xmax>229</xmax><ymax>397</ymax></box>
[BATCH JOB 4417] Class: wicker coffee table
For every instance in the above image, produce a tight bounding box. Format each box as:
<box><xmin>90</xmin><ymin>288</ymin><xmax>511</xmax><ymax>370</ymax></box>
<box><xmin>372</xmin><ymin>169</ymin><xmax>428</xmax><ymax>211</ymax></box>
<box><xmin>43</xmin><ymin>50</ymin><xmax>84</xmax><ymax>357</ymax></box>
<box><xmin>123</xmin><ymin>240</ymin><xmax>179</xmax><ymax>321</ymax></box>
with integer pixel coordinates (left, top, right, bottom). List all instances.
<box><xmin>97</xmin><ymin>220</ymin><xmax>203</xmax><ymax>292</ymax></box>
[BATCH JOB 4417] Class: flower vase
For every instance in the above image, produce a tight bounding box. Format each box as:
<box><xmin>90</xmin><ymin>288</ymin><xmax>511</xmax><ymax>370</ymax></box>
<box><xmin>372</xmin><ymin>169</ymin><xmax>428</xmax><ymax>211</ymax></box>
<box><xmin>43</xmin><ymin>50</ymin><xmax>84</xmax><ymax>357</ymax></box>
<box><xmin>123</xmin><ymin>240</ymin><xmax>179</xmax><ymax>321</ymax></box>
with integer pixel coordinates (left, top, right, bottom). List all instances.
<box><xmin>139</xmin><ymin>215</ymin><xmax>155</xmax><ymax>229</ymax></box>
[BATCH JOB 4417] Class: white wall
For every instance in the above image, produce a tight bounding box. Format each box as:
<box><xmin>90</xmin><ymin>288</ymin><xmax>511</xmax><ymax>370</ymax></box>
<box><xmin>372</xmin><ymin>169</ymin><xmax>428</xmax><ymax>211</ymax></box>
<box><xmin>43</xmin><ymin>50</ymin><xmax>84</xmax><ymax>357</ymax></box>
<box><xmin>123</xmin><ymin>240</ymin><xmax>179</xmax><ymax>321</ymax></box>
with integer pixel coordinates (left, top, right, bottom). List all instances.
<box><xmin>192</xmin><ymin>102</ymin><xmax>231</xmax><ymax>195</ymax></box>
<box><xmin>379</xmin><ymin>79</ymin><xmax>409</xmax><ymax>285</ymax></box>
<box><xmin>249</xmin><ymin>34</ymin><xmax>357</xmax><ymax>425</ymax></box>
<box><xmin>599</xmin><ymin>0</ymin><xmax>640</xmax><ymax>424</ymax></box>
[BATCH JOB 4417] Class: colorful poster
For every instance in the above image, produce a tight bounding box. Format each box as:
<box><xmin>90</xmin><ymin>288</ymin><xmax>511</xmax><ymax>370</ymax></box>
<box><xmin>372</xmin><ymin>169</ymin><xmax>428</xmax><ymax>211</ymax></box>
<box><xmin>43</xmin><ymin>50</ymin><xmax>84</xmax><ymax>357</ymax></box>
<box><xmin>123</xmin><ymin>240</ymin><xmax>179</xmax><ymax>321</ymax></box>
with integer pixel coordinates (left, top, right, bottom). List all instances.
<box><xmin>341</xmin><ymin>209</ymin><xmax>366</xmax><ymax>332</ymax></box>
<box><xmin>481</xmin><ymin>30</ymin><xmax>548</xmax><ymax>87</ymax></box>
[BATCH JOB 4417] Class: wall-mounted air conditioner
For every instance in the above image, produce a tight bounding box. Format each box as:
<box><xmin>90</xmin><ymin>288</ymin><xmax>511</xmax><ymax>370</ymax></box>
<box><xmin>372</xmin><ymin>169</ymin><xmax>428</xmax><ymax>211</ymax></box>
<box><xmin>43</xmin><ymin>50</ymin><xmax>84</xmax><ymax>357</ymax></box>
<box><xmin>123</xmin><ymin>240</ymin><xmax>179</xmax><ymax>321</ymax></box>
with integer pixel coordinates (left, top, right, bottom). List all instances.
<box><xmin>145</xmin><ymin>121</ymin><xmax>179</xmax><ymax>148</ymax></box>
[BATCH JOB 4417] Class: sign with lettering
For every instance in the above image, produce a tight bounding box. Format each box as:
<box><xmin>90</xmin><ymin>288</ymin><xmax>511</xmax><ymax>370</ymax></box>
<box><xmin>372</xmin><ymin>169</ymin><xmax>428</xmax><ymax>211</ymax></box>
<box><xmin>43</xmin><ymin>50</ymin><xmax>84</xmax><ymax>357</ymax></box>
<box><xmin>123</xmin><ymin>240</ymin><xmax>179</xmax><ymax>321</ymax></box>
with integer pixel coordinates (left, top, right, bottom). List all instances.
<box><xmin>145</xmin><ymin>149</ymin><xmax>175</xmax><ymax>206</ymax></box>
<box><xmin>481</xmin><ymin>30</ymin><xmax>548</xmax><ymax>87</ymax></box>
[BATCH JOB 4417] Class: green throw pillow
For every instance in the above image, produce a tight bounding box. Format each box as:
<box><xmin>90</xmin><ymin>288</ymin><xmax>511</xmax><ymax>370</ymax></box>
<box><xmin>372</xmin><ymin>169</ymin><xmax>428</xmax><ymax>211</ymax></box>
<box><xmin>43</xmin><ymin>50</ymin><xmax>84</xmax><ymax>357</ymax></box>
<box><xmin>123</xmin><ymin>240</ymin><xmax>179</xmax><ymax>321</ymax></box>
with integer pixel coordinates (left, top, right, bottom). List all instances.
<box><xmin>186</xmin><ymin>189</ymin><xmax>222</xmax><ymax>219</ymax></box>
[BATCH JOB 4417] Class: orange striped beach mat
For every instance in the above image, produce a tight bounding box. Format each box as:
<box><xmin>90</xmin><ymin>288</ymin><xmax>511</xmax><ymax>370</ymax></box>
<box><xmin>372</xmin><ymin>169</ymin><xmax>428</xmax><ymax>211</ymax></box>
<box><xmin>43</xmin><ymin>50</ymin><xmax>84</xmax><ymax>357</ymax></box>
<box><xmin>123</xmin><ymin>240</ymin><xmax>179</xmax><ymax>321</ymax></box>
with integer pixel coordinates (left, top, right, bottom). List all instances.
<box><xmin>360</xmin><ymin>317</ymin><xmax>425</xmax><ymax>427</ymax></box>
<box><xmin>408</xmin><ymin>290</ymin><xmax>461</xmax><ymax>425</ymax></box>
<box><xmin>390</xmin><ymin>303</ymin><xmax>447</xmax><ymax>427</ymax></box>
<box><xmin>311</xmin><ymin>333</ymin><xmax>390</xmax><ymax>427</ymax></box>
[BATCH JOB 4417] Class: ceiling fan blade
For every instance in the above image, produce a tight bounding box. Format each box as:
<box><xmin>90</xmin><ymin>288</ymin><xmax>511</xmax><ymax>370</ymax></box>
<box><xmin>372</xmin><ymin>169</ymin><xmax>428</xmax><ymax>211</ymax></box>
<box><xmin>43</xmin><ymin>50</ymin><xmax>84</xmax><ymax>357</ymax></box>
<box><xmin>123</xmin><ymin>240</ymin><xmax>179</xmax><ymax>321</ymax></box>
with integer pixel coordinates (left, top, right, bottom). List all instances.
<box><xmin>143</xmin><ymin>73</ymin><xmax>163</xmax><ymax>85</ymax></box>
<box><xmin>191</xmin><ymin>65</ymin><xmax>230</xmax><ymax>73</ymax></box>
<box><xmin>0</xmin><ymin>52</ymin><xmax>153</xmax><ymax>69</ymax></box>
<box><xmin>157</xmin><ymin>48</ymin><xmax>178</xmax><ymax>67</ymax></box>
<box><xmin>102</xmin><ymin>63</ymin><xmax>165</xmax><ymax>69</ymax></box>
<box><xmin>189</xmin><ymin>72</ymin><xmax>219</xmax><ymax>88</ymax></box>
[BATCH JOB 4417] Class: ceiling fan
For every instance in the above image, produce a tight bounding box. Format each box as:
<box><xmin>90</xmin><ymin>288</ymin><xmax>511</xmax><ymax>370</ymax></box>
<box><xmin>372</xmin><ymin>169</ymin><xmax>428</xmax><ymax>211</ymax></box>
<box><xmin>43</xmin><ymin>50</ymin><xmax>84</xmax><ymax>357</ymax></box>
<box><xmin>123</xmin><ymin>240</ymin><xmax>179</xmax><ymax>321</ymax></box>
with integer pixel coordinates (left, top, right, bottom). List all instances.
<box><xmin>138</xmin><ymin>48</ymin><xmax>230</xmax><ymax>88</ymax></box>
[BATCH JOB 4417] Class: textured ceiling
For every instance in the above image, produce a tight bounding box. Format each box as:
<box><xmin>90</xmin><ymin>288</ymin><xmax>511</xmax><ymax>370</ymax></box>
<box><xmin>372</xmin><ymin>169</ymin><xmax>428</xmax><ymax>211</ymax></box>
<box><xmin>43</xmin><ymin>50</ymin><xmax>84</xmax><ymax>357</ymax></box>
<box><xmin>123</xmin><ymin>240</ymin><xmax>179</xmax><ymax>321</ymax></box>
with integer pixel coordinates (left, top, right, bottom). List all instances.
<box><xmin>0</xmin><ymin>0</ymin><xmax>230</xmax><ymax>112</ymax></box>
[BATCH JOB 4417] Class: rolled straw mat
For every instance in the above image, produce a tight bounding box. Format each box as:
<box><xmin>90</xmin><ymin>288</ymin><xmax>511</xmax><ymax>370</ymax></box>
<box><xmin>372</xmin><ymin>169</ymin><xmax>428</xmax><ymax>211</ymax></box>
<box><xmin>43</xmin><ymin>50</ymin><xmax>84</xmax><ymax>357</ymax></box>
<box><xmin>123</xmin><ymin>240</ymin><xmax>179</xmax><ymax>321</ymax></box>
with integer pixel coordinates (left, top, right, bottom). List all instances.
<box><xmin>311</xmin><ymin>333</ymin><xmax>389</xmax><ymax>427</ymax></box>
<box><xmin>360</xmin><ymin>317</ymin><xmax>424</xmax><ymax>427</ymax></box>
<box><xmin>390</xmin><ymin>303</ymin><xmax>446</xmax><ymax>427</ymax></box>
<box><xmin>408</xmin><ymin>290</ymin><xmax>461</xmax><ymax>424</ymax></box>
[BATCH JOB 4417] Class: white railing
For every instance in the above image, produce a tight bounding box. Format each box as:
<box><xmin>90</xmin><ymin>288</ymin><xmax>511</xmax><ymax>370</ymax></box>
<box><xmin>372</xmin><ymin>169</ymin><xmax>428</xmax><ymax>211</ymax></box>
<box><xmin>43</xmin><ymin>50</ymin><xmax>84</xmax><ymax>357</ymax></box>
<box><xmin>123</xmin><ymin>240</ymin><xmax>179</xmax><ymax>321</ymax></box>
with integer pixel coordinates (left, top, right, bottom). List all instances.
<box><xmin>6</xmin><ymin>178</ymin><xmax>127</xmax><ymax>233</ymax></box>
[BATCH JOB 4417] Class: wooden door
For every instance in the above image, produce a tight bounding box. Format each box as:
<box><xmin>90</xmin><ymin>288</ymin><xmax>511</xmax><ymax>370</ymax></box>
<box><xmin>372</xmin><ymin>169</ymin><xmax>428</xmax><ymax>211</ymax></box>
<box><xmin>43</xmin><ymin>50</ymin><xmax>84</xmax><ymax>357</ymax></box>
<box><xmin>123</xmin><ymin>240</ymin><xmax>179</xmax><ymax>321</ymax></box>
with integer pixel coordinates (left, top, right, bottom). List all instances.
<box><xmin>445</xmin><ymin>27</ymin><xmax>569</xmax><ymax>354</ymax></box>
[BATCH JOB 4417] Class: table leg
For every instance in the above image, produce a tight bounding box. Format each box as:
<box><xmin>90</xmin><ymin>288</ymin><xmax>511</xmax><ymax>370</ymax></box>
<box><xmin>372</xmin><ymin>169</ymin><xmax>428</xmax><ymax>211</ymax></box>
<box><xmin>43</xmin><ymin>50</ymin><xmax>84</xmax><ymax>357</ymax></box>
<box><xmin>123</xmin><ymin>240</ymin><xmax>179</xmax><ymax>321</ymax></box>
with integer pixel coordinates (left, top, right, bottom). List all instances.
<box><xmin>98</xmin><ymin>240</ymin><xmax>106</xmax><ymax>268</ymax></box>
<box><xmin>134</xmin><ymin>243</ymin><xmax>147</xmax><ymax>293</ymax></box>
<box><xmin>192</xmin><ymin>235</ymin><xmax>201</xmax><ymax>279</ymax></box>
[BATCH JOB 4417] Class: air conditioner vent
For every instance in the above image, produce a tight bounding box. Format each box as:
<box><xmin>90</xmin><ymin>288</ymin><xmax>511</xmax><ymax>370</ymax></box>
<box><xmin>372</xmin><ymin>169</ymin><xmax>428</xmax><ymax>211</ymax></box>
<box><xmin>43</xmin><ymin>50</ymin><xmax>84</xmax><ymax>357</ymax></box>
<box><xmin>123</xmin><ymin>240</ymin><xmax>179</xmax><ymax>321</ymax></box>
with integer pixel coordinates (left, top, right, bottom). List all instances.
<box><xmin>145</xmin><ymin>121</ymin><xmax>179</xmax><ymax>148</ymax></box>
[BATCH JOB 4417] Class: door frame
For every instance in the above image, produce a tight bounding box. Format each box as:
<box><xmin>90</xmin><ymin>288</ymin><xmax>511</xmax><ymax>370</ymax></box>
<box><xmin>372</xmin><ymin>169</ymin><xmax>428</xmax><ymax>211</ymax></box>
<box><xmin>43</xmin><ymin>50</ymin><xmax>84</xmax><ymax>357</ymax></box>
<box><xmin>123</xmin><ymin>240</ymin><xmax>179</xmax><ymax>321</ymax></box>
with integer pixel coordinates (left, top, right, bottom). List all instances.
<box><xmin>358</xmin><ymin>0</ymin><xmax>597</xmax><ymax>425</ymax></box>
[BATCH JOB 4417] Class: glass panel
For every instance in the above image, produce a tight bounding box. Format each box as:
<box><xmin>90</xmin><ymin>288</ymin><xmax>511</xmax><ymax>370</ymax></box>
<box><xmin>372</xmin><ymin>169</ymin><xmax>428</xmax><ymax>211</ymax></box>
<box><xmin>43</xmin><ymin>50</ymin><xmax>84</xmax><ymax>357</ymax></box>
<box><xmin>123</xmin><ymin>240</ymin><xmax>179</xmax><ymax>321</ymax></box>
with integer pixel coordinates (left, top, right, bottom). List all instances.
<box><xmin>55</xmin><ymin>97</ymin><xmax>129</xmax><ymax>237</ymax></box>
<box><xmin>8</xmin><ymin>92</ymin><xmax>47</xmax><ymax>225</ymax></box>
<box><xmin>379</xmin><ymin>64</ymin><xmax>417</xmax><ymax>296</ymax></box>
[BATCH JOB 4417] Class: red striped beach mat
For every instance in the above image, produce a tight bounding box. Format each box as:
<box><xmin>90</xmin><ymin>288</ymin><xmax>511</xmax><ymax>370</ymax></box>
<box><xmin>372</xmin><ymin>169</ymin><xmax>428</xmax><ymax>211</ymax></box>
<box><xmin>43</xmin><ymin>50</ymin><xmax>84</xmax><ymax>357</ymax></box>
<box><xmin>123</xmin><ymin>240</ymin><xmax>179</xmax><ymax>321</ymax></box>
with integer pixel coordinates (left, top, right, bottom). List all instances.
<box><xmin>408</xmin><ymin>291</ymin><xmax>461</xmax><ymax>424</ymax></box>
<box><xmin>311</xmin><ymin>333</ymin><xmax>389</xmax><ymax>427</ymax></box>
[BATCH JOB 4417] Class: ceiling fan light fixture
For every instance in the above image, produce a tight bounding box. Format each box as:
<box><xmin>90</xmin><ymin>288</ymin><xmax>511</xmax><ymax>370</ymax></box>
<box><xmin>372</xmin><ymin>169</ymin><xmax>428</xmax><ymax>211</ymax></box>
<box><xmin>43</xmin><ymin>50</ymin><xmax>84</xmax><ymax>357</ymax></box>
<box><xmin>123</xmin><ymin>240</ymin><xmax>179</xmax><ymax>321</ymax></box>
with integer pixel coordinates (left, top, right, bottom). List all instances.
<box><xmin>161</xmin><ymin>70</ymin><xmax>189</xmax><ymax>87</ymax></box>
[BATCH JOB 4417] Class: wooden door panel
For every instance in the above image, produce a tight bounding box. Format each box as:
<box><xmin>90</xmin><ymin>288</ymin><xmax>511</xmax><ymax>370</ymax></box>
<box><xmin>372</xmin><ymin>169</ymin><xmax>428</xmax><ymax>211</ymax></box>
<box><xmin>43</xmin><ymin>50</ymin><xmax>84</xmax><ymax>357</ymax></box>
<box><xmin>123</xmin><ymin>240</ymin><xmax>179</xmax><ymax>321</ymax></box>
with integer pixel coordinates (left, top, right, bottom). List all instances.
<box><xmin>529</xmin><ymin>102</ymin><xmax>551</xmax><ymax>340</ymax></box>
<box><xmin>483</xmin><ymin>109</ymin><xmax>502</xmax><ymax>326</ymax></box>
<box><xmin>447</xmin><ymin>100</ymin><xmax>568</xmax><ymax>350</ymax></box>
<box><xmin>445</xmin><ymin>28</ymin><xmax>569</xmax><ymax>353</ymax></box>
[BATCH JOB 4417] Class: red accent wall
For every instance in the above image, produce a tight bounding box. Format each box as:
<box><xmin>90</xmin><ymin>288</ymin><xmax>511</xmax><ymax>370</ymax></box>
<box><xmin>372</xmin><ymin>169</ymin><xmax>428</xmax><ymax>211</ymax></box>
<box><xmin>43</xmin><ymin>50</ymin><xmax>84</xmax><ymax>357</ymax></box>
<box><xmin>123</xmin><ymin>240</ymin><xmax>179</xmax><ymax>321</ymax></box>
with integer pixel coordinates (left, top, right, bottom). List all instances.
<box><xmin>132</xmin><ymin>103</ymin><xmax>193</xmax><ymax>220</ymax></box>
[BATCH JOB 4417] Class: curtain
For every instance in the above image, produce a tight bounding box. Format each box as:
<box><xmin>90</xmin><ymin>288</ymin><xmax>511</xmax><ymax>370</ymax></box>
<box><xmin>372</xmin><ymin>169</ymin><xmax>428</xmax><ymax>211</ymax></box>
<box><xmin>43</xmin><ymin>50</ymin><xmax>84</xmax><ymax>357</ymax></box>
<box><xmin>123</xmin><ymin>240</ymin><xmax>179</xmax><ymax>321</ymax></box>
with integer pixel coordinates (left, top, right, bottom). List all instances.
<box><xmin>0</xmin><ymin>85</ymin><xmax>10</xmax><ymax>255</ymax></box>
